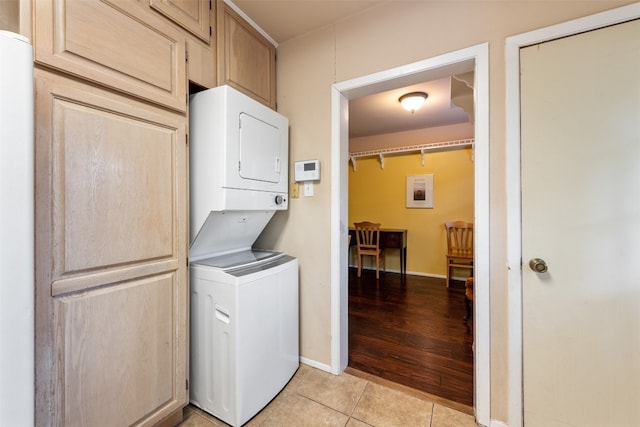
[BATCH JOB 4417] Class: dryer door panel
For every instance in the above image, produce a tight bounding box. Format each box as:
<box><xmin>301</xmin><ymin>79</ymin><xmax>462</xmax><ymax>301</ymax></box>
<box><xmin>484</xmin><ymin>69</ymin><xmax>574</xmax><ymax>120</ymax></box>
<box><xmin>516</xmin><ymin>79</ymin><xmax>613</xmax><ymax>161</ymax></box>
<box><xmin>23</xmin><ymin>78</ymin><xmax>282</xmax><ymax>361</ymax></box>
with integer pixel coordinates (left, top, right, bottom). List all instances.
<box><xmin>238</xmin><ymin>113</ymin><xmax>281</xmax><ymax>183</ymax></box>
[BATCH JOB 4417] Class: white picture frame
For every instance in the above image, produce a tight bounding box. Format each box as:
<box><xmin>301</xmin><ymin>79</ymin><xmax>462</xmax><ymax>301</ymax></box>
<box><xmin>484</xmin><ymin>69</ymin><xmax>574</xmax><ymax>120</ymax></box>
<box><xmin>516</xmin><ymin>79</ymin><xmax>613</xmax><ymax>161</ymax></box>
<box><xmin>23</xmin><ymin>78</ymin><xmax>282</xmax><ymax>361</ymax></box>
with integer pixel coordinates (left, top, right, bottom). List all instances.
<box><xmin>406</xmin><ymin>174</ymin><xmax>433</xmax><ymax>208</ymax></box>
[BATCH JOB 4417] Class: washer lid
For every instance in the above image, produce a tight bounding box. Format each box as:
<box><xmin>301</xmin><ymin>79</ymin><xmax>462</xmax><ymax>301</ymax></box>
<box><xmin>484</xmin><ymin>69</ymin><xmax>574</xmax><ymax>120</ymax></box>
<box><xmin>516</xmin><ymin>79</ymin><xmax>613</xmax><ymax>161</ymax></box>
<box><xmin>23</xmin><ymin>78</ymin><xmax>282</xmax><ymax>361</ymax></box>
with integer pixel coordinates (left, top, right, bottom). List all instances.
<box><xmin>193</xmin><ymin>249</ymin><xmax>284</xmax><ymax>270</ymax></box>
<box><xmin>189</xmin><ymin>210</ymin><xmax>275</xmax><ymax>261</ymax></box>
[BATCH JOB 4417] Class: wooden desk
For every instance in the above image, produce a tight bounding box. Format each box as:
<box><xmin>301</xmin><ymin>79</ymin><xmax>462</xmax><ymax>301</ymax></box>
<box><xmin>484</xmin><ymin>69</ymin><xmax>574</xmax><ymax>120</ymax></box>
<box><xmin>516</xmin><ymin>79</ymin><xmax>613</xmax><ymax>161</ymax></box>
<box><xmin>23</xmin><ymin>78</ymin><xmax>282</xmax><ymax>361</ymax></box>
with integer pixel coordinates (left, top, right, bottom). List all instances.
<box><xmin>349</xmin><ymin>228</ymin><xmax>407</xmax><ymax>275</ymax></box>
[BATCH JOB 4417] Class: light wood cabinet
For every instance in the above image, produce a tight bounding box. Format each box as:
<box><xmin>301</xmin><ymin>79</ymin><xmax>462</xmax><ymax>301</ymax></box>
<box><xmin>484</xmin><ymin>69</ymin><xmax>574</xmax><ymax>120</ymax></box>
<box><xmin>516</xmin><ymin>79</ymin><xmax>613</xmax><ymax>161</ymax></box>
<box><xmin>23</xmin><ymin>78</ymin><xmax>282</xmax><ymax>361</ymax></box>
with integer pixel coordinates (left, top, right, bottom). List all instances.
<box><xmin>144</xmin><ymin>0</ymin><xmax>218</xmax><ymax>90</ymax></box>
<box><xmin>33</xmin><ymin>0</ymin><xmax>187</xmax><ymax>111</ymax></box>
<box><xmin>217</xmin><ymin>1</ymin><xmax>276</xmax><ymax>108</ymax></box>
<box><xmin>34</xmin><ymin>69</ymin><xmax>188</xmax><ymax>426</ymax></box>
<box><xmin>149</xmin><ymin>0</ymin><xmax>218</xmax><ymax>89</ymax></box>
<box><xmin>186</xmin><ymin>0</ymin><xmax>277</xmax><ymax>101</ymax></box>
<box><xmin>29</xmin><ymin>0</ymin><xmax>277</xmax><ymax>425</ymax></box>
<box><xmin>186</xmin><ymin>31</ymin><xmax>217</xmax><ymax>89</ymax></box>
<box><xmin>151</xmin><ymin>0</ymin><xmax>212</xmax><ymax>42</ymax></box>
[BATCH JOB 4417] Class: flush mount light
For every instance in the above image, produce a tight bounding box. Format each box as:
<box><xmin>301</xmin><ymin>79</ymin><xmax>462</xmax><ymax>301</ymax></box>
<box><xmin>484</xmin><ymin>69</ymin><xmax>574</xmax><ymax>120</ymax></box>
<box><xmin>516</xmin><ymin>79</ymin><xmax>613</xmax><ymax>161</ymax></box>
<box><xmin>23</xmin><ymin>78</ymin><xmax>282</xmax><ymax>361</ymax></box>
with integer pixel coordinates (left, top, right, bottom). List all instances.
<box><xmin>399</xmin><ymin>91</ymin><xmax>428</xmax><ymax>113</ymax></box>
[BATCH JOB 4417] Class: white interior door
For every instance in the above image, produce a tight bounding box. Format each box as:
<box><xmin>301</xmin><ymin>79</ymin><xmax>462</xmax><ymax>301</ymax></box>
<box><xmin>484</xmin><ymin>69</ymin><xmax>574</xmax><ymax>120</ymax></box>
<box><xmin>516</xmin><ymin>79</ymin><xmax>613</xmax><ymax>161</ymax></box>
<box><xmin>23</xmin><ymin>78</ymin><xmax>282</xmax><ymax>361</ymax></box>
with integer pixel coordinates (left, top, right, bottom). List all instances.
<box><xmin>521</xmin><ymin>19</ymin><xmax>640</xmax><ymax>426</ymax></box>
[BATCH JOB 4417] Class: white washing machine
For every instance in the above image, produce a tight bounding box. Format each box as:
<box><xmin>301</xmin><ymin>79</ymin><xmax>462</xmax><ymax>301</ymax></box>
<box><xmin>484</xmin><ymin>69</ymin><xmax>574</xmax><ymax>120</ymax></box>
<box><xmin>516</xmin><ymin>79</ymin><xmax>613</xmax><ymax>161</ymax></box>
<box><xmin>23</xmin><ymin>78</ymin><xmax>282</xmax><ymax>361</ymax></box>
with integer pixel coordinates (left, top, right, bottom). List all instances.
<box><xmin>188</xmin><ymin>85</ymin><xmax>298</xmax><ymax>426</ymax></box>
<box><xmin>189</xmin><ymin>250</ymin><xmax>298</xmax><ymax>427</ymax></box>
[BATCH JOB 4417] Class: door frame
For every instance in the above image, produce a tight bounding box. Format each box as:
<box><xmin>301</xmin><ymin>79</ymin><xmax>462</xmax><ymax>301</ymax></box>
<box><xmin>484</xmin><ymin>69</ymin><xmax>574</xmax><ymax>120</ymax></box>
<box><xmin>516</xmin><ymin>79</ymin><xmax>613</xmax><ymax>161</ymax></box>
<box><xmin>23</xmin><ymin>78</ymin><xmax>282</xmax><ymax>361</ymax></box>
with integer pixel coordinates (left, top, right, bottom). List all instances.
<box><xmin>331</xmin><ymin>43</ymin><xmax>490</xmax><ymax>425</ymax></box>
<box><xmin>505</xmin><ymin>3</ymin><xmax>640</xmax><ymax>426</ymax></box>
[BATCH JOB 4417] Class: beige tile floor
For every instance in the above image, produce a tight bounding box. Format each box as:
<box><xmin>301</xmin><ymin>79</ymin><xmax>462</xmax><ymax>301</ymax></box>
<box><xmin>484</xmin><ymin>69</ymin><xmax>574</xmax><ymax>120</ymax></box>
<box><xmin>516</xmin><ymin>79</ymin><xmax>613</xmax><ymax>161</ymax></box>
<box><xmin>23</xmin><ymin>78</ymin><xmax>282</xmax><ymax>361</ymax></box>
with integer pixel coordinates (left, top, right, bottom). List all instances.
<box><xmin>179</xmin><ymin>364</ymin><xmax>477</xmax><ymax>427</ymax></box>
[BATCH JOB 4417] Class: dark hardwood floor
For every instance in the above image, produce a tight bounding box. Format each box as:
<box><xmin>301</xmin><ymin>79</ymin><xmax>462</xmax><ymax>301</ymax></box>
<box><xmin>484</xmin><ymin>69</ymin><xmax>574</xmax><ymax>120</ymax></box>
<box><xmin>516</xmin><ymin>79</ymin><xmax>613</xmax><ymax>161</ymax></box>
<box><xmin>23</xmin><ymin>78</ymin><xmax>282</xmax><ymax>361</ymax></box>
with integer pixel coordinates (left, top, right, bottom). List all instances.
<box><xmin>348</xmin><ymin>268</ymin><xmax>474</xmax><ymax>407</ymax></box>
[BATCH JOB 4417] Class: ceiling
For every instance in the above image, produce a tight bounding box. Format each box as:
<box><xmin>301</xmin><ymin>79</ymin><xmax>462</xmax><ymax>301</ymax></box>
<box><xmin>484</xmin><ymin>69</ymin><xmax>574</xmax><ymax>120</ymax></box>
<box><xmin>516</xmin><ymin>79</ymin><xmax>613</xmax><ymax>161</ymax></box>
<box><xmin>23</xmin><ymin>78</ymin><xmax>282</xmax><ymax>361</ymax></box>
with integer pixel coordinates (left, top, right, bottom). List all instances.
<box><xmin>231</xmin><ymin>0</ymin><xmax>473</xmax><ymax>138</ymax></box>
<box><xmin>348</xmin><ymin>77</ymin><xmax>472</xmax><ymax>138</ymax></box>
<box><xmin>232</xmin><ymin>0</ymin><xmax>388</xmax><ymax>44</ymax></box>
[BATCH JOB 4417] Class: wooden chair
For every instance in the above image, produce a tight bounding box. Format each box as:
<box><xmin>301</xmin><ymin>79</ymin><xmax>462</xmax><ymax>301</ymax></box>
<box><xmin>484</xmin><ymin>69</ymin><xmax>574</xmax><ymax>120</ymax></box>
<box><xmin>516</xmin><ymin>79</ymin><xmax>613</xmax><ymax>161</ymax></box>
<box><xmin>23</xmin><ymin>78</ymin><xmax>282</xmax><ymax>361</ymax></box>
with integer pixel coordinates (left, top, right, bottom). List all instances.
<box><xmin>445</xmin><ymin>221</ymin><xmax>474</xmax><ymax>288</ymax></box>
<box><xmin>354</xmin><ymin>221</ymin><xmax>385</xmax><ymax>279</ymax></box>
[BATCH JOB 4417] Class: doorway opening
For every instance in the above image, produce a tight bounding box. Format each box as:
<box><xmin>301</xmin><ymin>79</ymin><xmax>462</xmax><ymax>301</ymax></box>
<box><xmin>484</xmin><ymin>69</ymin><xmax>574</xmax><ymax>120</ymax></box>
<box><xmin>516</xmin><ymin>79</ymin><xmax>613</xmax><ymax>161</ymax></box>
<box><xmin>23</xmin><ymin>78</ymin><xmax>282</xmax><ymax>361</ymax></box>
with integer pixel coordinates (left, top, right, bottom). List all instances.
<box><xmin>346</xmin><ymin>74</ymin><xmax>476</xmax><ymax>405</ymax></box>
<box><xmin>330</xmin><ymin>43</ymin><xmax>490</xmax><ymax>425</ymax></box>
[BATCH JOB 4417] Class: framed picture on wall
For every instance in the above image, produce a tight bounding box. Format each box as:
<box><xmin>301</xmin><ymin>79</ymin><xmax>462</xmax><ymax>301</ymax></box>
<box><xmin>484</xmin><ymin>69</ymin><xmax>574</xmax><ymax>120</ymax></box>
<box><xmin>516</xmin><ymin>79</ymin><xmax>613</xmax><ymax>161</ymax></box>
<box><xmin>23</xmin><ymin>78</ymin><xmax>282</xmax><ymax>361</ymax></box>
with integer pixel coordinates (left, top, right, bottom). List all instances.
<box><xmin>406</xmin><ymin>174</ymin><xmax>433</xmax><ymax>208</ymax></box>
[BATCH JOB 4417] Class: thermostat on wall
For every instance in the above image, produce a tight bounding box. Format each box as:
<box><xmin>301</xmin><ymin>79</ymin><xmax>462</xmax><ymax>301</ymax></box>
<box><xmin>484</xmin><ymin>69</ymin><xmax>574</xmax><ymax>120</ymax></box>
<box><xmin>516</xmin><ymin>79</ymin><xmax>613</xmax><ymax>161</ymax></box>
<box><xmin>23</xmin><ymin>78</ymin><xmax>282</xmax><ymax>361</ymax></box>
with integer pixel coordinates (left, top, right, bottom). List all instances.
<box><xmin>294</xmin><ymin>160</ymin><xmax>320</xmax><ymax>182</ymax></box>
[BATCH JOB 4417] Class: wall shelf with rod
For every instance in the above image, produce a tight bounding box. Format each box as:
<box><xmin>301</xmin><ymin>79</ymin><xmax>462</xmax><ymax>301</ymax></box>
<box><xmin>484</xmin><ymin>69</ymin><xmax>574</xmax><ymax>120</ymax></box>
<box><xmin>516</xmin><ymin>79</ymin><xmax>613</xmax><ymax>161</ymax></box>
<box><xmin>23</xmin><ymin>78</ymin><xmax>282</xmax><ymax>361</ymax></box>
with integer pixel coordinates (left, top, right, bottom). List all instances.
<box><xmin>348</xmin><ymin>138</ymin><xmax>474</xmax><ymax>171</ymax></box>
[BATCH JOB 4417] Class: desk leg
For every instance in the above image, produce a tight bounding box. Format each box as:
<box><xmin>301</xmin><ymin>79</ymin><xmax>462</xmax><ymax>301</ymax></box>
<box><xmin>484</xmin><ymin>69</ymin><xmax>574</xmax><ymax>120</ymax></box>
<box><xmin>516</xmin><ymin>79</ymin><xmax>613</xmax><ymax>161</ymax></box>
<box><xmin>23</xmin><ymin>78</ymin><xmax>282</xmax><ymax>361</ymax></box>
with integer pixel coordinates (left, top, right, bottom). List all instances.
<box><xmin>404</xmin><ymin>247</ymin><xmax>408</xmax><ymax>275</ymax></box>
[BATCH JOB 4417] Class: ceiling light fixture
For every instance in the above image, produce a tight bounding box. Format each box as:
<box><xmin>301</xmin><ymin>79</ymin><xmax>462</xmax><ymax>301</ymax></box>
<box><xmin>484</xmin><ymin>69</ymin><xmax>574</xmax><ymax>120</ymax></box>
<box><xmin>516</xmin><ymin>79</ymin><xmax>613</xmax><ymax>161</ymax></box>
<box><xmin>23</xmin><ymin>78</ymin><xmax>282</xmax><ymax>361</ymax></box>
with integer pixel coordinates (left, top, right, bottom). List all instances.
<box><xmin>399</xmin><ymin>91</ymin><xmax>428</xmax><ymax>113</ymax></box>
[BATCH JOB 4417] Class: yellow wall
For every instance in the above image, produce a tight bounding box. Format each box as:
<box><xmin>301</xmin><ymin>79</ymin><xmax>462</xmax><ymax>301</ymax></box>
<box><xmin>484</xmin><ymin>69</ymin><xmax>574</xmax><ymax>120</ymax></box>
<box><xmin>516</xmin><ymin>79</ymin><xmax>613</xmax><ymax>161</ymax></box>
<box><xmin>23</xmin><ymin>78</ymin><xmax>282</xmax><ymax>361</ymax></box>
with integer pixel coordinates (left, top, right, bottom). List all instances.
<box><xmin>348</xmin><ymin>148</ymin><xmax>473</xmax><ymax>275</ymax></box>
<box><xmin>256</xmin><ymin>1</ymin><xmax>636</xmax><ymax>423</ymax></box>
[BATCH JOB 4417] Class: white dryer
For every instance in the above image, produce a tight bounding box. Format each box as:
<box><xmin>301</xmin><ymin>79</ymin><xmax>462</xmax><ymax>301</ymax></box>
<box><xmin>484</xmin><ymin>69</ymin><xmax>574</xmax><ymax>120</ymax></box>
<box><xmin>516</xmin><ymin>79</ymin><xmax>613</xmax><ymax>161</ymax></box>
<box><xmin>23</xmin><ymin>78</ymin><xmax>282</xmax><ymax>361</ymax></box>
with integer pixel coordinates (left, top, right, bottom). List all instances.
<box><xmin>188</xmin><ymin>85</ymin><xmax>298</xmax><ymax>426</ymax></box>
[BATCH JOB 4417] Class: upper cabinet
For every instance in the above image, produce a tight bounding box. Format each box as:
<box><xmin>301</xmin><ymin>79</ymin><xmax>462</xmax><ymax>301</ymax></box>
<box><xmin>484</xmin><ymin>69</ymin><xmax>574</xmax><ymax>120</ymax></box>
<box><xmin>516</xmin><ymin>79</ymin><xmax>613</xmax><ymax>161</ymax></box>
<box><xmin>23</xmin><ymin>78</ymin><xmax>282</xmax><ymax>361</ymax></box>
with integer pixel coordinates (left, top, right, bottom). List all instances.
<box><xmin>186</xmin><ymin>32</ymin><xmax>217</xmax><ymax>89</ymax></box>
<box><xmin>150</xmin><ymin>0</ymin><xmax>212</xmax><ymax>42</ymax></box>
<box><xmin>33</xmin><ymin>0</ymin><xmax>187</xmax><ymax>111</ymax></box>
<box><xmin>217</xmin><ymin>1</ymin><xmax>276</xmax><ymax>108</ymax></box>
<box><xmin>181</xmin><ymin>0</ymin><xmax>217</xmax><ymax>89</ymax></box>
<box><xmin>32</xmin><ymin>0</ymin><xmax>277</xmax><ymax>109</ymax></box>
<box><xmin>147</xmin><ymin>0</ymin><xmax>217</xmax><ymax>89</ymax></box>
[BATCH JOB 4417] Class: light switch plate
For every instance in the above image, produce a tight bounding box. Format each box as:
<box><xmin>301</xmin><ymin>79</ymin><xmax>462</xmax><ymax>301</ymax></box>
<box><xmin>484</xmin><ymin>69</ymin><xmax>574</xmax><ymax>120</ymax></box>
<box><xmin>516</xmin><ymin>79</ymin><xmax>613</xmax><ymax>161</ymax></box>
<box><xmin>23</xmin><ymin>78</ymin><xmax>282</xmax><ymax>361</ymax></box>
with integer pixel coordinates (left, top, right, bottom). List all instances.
<box><xmin>303</xmin><ymin>181</ymin><xmax>314</xmax><ymax>197</ymax></box>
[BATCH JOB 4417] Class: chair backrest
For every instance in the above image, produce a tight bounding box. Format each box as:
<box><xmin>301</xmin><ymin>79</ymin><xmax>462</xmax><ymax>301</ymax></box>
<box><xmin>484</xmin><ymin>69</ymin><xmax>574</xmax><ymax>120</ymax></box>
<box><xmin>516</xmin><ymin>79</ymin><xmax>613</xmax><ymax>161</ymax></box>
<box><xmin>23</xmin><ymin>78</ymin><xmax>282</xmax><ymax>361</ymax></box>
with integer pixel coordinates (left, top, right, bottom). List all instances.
<box><xmin>445</xmin><ymin>221</ymin><xmax>474</xmax><ymax>258</ymax></box>
<box><xmin>354</xmin><ymin>221</ymin><xmax>382</xmax><ymax>250</ymax></box>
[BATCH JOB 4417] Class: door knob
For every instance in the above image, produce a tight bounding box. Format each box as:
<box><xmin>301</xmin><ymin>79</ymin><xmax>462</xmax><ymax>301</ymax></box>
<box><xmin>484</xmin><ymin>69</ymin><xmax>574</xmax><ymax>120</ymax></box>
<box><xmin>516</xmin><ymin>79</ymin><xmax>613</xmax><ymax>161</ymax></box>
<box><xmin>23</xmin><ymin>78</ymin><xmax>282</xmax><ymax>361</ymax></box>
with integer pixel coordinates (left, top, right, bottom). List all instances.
<box><xmin>529</xmin><ymin>258</ymin><xmax>548</xmax><ymax>273</ymax></box>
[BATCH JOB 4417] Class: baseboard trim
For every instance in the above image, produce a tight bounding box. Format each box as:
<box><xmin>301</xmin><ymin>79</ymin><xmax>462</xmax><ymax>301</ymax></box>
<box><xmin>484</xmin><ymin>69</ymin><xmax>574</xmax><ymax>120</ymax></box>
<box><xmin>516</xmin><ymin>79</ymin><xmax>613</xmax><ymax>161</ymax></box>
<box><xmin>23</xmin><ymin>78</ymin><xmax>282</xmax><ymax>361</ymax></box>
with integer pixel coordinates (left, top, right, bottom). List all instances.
<box><xmin>299</xmin><ymin>357</ymin><xmax>332</xmax><ymax>373</ymax></box>
<box><xmin>347</xmin><ymin>267</ymin><xmax>471</xmax><ymax>282</ymax></box>
<box><xmin>152</xmin><ymin>406</ymin><xmax>184</xmax><ymax>427</ymax></box>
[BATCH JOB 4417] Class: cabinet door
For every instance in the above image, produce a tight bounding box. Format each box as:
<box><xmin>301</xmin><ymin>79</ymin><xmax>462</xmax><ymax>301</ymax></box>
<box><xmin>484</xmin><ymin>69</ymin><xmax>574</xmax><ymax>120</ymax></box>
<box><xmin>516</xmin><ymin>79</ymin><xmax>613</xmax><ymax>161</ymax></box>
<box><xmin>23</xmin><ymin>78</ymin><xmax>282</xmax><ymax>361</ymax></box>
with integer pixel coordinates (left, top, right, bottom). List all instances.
<box><xmin>34</xmin><ymin>0</ymin><xmax>187</xmax><ymax>111</ymax></box>
<box><xmin>151</xmin><ymin>0</ymin><xmax>211</xmax><ymax>42</ymax></box>
<box><xmin>183</xmin><ymin>4</ymin><xmax>216</xmax><ymax>89</ymax></box>
<box><xmin>34</xmin><ymin>69</ymin><xmax>188</xmax><ymax>427</ymax></box>
<box><xmin>217</xmin><ymin>1</ymin><xmax>276</xmax><ymax>108</ymax></box>
<box><xmin>187</xmin><ymin>31</ymin><xmax>217</xmax><ymax>88</ymax></box>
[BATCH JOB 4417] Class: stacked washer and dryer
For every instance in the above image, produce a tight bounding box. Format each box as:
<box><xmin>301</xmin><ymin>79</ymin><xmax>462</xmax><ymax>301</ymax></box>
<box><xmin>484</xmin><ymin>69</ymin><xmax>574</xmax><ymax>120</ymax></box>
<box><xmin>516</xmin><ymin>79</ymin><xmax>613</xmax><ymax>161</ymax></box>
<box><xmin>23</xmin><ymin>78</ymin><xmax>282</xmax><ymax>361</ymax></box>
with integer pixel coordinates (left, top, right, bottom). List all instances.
<box><xmin>188</xmin><ymin>85</ymin><xmax>299</xmax><ymax>426</ymax></box>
